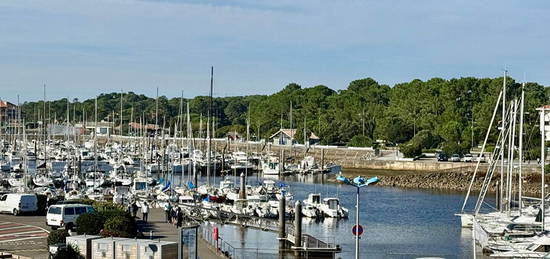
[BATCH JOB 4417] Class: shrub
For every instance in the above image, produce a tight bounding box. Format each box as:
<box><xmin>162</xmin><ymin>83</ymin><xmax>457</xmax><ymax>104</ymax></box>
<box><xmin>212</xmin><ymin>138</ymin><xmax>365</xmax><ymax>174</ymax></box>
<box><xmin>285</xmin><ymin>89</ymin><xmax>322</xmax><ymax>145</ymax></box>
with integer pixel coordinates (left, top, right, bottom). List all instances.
<box><xmin>76</xmin><ymin>212</ymin><xmax>105</xmax><ymax>235</ymax></box>
<box><xmin>47</xmin><ymin>229</ymin><xmax>70</xmax><ymax>245</ymax></box>
<box><xmin>400</xmin><ymin>142</ymin><xmax>422</xmax><ymax>158</ymax></box>
<box><xmin>347</xmin><ymin>135</ymin><xmax>373</xmax><ymax>147</ymax></box>
<box><xmin>102</xmin><ymin>215</ymin><xmax>137</xmax><ymax>238</ymax></box>
<box><xmin>441</xmin><ymin>141</ymin><xmax>467</xmax><ymax>156</ymax></box>
<box><xmin>412</xmin><ymin>130</ymin><xmax>441</xmax><ymax>149</ymax></box>
<box><xmin>93</xmin><ymin>201</ymin><xmax>125</xmax><ymax>212</ymax></box>
<box><xmin>53</xmin><ymin>244</ymin><xmax>83</xmax><ymax>259</ymax></box>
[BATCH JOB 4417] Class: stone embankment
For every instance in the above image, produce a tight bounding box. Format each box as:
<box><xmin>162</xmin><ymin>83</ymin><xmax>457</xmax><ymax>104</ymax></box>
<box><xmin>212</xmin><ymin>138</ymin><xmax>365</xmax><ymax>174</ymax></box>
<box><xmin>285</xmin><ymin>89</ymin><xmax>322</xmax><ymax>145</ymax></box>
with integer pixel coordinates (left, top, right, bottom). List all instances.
<box><xmin>373</xmin><ymin>171</ymin><xmax>546</xmax><ymax>196</ymax></box>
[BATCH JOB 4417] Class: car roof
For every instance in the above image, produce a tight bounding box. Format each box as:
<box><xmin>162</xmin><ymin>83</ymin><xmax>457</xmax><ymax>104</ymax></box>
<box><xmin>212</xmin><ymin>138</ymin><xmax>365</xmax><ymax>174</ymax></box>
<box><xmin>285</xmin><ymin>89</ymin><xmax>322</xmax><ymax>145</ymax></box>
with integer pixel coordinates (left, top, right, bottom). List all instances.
<box><xmin>50</xmin><ymin>204</ymin><xmax>92</xmax><ymax>208</ymax></box>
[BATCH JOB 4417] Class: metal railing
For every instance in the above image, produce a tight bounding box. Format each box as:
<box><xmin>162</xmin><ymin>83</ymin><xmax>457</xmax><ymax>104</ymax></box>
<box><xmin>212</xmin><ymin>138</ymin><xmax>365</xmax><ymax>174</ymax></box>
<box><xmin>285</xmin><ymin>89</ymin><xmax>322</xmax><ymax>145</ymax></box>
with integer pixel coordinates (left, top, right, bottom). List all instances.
<box><xmin>201</xmin><ymin>225</ymin><xmax>238</xmax><ymax>259</ymax></box>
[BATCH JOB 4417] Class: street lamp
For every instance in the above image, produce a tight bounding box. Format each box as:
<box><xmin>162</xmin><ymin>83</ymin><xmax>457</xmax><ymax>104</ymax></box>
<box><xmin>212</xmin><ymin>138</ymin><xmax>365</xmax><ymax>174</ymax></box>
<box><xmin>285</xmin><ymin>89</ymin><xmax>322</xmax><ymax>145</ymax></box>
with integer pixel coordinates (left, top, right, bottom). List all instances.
<box><xmin>336</xmin><ymin>175</ymin><xmax>379</xmax><ymax>259</ymax></box>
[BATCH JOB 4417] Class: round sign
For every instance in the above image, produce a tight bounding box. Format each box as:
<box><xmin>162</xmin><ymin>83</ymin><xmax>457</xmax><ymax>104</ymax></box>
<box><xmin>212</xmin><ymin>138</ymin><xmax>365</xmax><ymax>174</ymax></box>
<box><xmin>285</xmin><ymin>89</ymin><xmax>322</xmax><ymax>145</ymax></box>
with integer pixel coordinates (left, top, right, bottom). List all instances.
<box><xmin>352</xmin><ymin>224</ymin><xmax>363</xmax><ymax>236</ymax></box>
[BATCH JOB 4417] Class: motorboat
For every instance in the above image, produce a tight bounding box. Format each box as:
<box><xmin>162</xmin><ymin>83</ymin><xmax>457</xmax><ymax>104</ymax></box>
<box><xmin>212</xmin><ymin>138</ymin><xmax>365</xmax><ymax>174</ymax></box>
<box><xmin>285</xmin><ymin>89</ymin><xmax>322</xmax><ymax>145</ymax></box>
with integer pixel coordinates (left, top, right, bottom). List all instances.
<box><xmin>320</xmin><ymin>197</ymin><xmax>348</xmax><ymax>218</ymax></box>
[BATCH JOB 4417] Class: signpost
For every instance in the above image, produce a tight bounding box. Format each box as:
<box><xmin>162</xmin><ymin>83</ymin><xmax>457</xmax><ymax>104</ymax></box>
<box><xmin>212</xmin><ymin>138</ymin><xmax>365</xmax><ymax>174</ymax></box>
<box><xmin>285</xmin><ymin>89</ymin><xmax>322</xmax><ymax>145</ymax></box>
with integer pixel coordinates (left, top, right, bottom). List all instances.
<box><xmin>352</xmin><ymin>224</ymin><xmax>363</xmax><ymax>236</ymax></box>
<box><xmin>337</xmin><ymin>175</ymin><xmax>379</xmax><ymax>259</ymax></box>
<box><xmin>179</xmin><ymin>224</ymin><xmax>199</xmax><ymax>259</ymax></box>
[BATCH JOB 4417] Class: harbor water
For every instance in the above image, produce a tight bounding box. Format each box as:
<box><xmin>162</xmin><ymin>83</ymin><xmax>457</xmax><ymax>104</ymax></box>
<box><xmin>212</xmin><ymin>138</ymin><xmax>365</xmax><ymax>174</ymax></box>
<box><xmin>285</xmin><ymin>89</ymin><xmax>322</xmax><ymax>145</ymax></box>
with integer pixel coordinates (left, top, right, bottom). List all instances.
<box><xmin>200</xmin><ymin>173</ymin><xmax>483</xmax><ymax>258</ymax></box>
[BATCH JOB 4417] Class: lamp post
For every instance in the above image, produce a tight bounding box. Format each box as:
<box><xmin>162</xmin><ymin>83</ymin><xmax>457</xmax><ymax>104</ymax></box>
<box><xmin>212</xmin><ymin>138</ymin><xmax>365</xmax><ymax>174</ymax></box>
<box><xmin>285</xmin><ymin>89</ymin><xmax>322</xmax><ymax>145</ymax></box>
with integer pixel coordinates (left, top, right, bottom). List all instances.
<box><xmin>336</xmin><ymin>175</ymin><xmax>379</xmax><ymax>259</ymax></box>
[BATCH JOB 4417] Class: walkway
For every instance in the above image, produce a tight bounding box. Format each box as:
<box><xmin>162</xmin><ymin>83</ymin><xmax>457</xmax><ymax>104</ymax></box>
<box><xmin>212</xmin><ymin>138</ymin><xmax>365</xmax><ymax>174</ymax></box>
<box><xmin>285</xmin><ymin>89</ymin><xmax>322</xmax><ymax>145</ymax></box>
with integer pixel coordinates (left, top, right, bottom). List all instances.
<box><xmin>136</xmin><ymin>207</ymin><xmax>224</xmax><ymax>259</ymax></box>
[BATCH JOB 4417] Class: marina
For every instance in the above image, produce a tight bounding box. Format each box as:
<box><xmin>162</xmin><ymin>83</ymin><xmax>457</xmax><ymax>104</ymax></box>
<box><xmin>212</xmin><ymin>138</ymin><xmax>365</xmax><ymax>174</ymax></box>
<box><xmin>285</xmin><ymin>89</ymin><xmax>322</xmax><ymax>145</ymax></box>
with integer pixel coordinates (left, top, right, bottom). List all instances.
<box><xmin>2</xmin><ymin>1</ymin><xmax>549</xmax><ymax>257</ymax></box>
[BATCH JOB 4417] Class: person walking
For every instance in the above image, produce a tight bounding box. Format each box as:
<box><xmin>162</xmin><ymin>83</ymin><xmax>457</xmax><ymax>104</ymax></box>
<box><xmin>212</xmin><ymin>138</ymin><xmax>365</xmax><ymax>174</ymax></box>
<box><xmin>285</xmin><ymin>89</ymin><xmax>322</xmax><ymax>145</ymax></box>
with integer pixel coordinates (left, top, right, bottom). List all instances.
<box><xmin>164</xmin><ymin>202</ymin><xmax>172</xmax><ymax>223</ymax></box>
<box><xmin>142</xmin><ymin>202</ymin><xmax>149</xmax><ymax>223</ymax></box>
<box><xmin>171</xmin><ymin>206</ymin><xmax>177</xmax><ymax>225</ymax></box>
<box><xmin>131</xmin><ymin>201</ymin><xmax>138</xmax><ymax>218</ymax></box>
<box><xmin>176</xmin><ymin>207</ymin><xmax>183</xmax><ymax>228</ymax></box>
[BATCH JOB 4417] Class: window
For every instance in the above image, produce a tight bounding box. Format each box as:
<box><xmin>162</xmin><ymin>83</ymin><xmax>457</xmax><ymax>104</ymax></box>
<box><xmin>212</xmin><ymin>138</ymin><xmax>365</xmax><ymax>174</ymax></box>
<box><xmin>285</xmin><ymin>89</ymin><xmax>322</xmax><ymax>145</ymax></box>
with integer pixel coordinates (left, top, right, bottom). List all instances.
<box><xmin>75</xmin><ymin>207</ymin><xmax>86</xmax><ymax>214</ymax></box>
<box><xmin>64</xmin><ymin>207</ymin><xmax>75</xmax><ymax>215</ymax></box>
<box><xmin>48</xmin><ymin>207</ymin><xmax>61</xmax><ymax>214</ymax></box>
<box><xmin>87</xmin><ymin>207</ymin><xmax>95</xmax><ymax>213</ymax></box>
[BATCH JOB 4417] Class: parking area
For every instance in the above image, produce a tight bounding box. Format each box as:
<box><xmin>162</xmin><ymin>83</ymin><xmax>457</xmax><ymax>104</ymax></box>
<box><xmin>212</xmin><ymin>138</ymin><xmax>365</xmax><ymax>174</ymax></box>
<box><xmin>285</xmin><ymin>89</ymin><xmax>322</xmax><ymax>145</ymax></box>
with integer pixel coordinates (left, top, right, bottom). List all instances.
<box><xmin>0</xmin><ymin>214</ymin><xmax>49</xmax><ymax>259</ymax></box>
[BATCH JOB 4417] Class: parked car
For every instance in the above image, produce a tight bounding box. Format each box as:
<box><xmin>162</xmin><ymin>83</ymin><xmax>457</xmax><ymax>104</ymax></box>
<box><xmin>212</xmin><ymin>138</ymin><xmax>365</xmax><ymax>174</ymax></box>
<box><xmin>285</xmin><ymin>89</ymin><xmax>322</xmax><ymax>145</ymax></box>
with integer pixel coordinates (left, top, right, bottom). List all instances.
<box><xmin>450</xmin><ymin>154</ymin><xmax>461</xmax><ymax>162</ymax></box>
<box><xmin>463</xmin><ymin>154</ymin><xmax>473</xmax><ymax>162</ymax></box>
<box><xmin>477</xmin><ymin>154</ymin><xmax>486</xmax><ymax>163</ymax></box>
<box><xmin>0</xmin><ymin>193</ymin><xmax>38</xmax><ymax>215</ymax></box>
<box><xmin>46</xmin><ymin>204</ymin><xmax>94</xmax><ymax>230</ymax></box>
<box><xmin>436</xmin><ymin>152</ymin><xmax>448</xmax><ymax>161</ymax></box>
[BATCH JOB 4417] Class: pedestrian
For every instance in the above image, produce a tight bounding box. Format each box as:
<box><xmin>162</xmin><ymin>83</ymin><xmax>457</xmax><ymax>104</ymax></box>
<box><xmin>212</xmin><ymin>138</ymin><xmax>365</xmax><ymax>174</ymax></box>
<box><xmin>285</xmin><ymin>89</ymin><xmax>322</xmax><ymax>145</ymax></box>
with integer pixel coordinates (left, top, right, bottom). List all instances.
<box><xmin>176</xmin><ymin>207</ymin><xmax>183</xmax><ymax>228</ymax></box>
<box><xmin>131</xmin><ymin>201</ymin><xmax>138</xmax><ymax>218</ymax></box>
<box><xmin>171</xmin><ymin>206</ymin><xmax>177</xmax><ymax>225</ymax></box>
<box><xmin>142</xmin><ymin>202</ymin><xmax>149</xmax><ymax>223</ymax></box>
<box><xmin>164</xmin><ymin>202</ymin><xmax>172</xmax><ymax>223</ymax></box>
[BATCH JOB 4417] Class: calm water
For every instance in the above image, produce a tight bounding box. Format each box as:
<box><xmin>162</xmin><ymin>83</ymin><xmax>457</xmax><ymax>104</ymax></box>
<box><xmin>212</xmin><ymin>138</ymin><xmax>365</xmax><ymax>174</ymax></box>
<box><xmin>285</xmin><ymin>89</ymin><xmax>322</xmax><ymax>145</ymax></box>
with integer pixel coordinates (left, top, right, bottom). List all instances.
<box><xmin>200</xmin><ymin>173</ymin><xmax>483</xmax><ymax>259</ymax></box>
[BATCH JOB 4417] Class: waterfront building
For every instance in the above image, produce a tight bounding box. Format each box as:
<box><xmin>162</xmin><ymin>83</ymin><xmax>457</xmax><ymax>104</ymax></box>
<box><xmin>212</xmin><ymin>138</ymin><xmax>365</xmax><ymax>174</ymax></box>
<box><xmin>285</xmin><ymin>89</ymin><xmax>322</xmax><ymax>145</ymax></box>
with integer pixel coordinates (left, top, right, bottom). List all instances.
<box><xmin>270</xmin><ymin>128</ymin><xmax>296</xmax><ymax>145</ymax></box>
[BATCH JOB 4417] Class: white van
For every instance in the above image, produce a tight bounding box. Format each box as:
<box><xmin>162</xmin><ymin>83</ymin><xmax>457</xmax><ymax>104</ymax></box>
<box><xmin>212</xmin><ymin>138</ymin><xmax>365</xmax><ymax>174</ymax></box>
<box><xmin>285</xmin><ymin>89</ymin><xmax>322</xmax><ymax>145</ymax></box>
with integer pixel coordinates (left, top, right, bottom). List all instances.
<box><xmin>46</xmin><ymin>204</ymin><xmax>94</xmax><ymax>230</ymax></box>
<box><xmin>0</xmin><ymin>193</ymin><xmax>38</xmax><ymax>215</ymax></box>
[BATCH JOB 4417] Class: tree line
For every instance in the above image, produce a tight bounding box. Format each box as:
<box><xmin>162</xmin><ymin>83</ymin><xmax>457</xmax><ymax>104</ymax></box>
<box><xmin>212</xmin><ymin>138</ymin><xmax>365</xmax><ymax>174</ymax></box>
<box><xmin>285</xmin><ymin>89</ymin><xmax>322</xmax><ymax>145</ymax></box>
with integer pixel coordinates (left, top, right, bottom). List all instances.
<box><xmin>18</xmin><ymin>76</ymin><xmax>550</xmax><ymax>158</ymax></box>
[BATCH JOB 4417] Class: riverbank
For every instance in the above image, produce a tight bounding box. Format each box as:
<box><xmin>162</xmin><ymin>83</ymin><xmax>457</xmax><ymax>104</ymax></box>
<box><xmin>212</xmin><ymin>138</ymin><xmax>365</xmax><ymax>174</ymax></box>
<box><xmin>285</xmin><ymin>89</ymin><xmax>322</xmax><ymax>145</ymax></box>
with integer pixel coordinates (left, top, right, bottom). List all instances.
<box><xmin>336</xmin><ymin>169</ymin><xmax>547</xmax><ymax>196</ymax></box>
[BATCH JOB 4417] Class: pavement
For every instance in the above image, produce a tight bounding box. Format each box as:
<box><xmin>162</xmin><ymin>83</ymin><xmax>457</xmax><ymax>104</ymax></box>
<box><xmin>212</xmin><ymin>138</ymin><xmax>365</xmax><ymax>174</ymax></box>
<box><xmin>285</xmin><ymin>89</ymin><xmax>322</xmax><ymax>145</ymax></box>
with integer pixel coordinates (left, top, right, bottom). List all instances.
<box><xmin>0</xmin><ymin>208</ymin><xmax>223</xmax><ymax>259</ymax></box>
<box><xmin>0</xmin><ymin>214</ymin><xmax>49</xmax><ymax>259</ymax></box>
<box><xmin>135</xmin><ymin>207</ymin><xmax>223</xmax><ymax>259</ymax></box>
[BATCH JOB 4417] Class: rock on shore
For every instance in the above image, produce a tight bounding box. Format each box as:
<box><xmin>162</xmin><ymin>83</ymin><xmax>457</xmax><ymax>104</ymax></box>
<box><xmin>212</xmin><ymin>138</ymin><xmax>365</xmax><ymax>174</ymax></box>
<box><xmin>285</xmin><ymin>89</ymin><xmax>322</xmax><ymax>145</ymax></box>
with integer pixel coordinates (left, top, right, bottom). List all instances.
<box><xmin>371</xmin><ymin>171</ymin><xmax>545</xmax><ymax>196</ymax></box>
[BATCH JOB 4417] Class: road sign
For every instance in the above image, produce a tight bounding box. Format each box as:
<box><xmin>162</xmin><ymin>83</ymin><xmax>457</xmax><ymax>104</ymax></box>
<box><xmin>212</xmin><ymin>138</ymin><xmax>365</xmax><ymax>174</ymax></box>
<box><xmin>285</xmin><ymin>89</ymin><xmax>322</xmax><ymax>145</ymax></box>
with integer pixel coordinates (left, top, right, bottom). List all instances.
<box><xmin>352</xmin><ymin>224</ymin><xmax>363</xmax><ymax>236</ymax></box>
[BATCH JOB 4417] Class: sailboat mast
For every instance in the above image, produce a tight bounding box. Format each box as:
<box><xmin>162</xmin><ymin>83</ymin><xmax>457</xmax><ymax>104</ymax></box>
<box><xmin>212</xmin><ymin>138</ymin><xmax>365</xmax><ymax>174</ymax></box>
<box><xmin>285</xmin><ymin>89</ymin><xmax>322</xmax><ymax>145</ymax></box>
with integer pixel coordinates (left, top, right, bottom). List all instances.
<box><xmin>179</xmin><ymin>91</ymin><xmax>183</xmax><ymax>149</ymax></box>
<box><xmin>155</xmin><ymin>87</ymin><xmax>159</xmax><ymax>165</ymax></box>
<box><xmin>518</xmin><ymin>82</ymin><xmax>525</xmax><ymax>212</ymax></box>
<box><xmin>461</xmin><ymin>90</ymin><xmax>503</xmax><ymax>213</ymax></box>
<box><xmin>500</xmin><ymin>70</ymin><xmax>507</xmax><ymax>212</ymax></box>
<box><xmin>94</xmin><ymin>97</ymin><xmax>98</xmax><ymax>187</ymax></box>
<box><xmin>129</xmin><ymin>105</ymin><xmax>133</xmax><ymax>136</ymax></box>
<box><xmin>507</xmin><ymin>100</ymin><xmax>518</xmax><ymax>216</ymax></box>
<box><xmin>120</xmin><ymin>89</ymin><xmax>123</xmax><ymax>137</ymax></box>
<box><xmin>540</xmin><ymin>104</ymin><xmax>546</xmax><ymax>231</ymax></box>
<box><xmin>206</xmin><ymin>66</ymin><xmax>213</xmax><ymax>186</ymax></box>
<box><xmin>66</xmin><ymin>97</ymin><xmax>70</xmax><ymax>142</ymax></box>
<box><xmin>43</xmin><ymin>85</ymin><xmax>47</xmax><ymax>172</ymax></box>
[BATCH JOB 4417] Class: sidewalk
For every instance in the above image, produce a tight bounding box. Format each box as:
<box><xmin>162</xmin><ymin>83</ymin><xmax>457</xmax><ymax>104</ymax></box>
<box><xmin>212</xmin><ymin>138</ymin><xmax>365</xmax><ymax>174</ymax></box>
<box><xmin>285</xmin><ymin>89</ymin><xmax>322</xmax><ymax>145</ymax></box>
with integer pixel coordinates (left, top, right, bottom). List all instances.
<box><xmin>136</xmin><ymin>208</ymin><xmax>223</xmax><ymax>259</ymax></box>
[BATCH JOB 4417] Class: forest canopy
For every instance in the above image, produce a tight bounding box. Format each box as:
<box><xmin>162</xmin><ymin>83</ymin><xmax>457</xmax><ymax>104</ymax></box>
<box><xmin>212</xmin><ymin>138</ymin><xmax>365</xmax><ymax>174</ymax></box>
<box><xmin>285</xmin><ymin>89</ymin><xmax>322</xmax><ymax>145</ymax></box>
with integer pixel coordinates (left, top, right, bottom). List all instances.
<box><xmin>16</xmin><ymin>76</ymin><xmax>550</xmax><ymax>157</ymax></box>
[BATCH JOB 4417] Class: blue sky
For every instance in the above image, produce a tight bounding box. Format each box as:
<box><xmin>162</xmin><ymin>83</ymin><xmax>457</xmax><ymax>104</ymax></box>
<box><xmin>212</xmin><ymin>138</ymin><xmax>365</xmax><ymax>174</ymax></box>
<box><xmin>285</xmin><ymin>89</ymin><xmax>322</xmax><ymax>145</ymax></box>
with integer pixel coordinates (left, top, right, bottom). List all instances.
<box><xmin>1</xmin><ymin>0</ymin><xmax>549</xmax><ymax>102</ymax></box>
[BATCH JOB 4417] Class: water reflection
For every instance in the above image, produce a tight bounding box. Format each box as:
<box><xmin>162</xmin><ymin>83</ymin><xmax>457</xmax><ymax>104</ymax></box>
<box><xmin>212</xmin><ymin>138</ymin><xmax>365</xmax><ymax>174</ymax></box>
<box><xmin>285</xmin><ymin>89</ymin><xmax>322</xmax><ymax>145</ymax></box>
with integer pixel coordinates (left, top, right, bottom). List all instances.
<box><xmin>201</xmin><ymin>173</ymin><xmax>482</xmax><ymax>258</ymax></box>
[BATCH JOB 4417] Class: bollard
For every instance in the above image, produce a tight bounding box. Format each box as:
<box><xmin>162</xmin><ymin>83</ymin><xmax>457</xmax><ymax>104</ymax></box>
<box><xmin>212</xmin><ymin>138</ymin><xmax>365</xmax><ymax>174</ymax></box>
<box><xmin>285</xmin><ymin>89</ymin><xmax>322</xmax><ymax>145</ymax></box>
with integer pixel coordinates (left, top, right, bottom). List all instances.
<box><xmin>278</xmin><ymin>197</ymin><xmax>286</xmax><ymax>249</ymax></box>
<box><xmin>294</xmin><ymin>201</ymin><xmax>302</xmax><ymax>252</ymax></box>
<box><xmin>239</xmin><ymin>173</ymin><xmax>246</xmax><ymax>200</ymax></box>
<box><xmin>280</xmin><ymin>150</ymin><xmax>285</xmax><ymax>176</ymax></box>
<box><xmin>321</xmin><ymin>149</ymin><xmax>325</xmax><ymax>171</ymax></box>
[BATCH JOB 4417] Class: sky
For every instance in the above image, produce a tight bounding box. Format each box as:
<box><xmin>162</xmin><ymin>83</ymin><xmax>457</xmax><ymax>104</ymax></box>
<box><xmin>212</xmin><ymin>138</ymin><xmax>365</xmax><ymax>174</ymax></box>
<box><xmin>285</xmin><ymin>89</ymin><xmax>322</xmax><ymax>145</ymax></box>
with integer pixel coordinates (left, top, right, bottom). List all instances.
<box><xmin>0</xmin><ymin>0</ymin><xmax>549</xmax><ymax>102</ymax></box>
